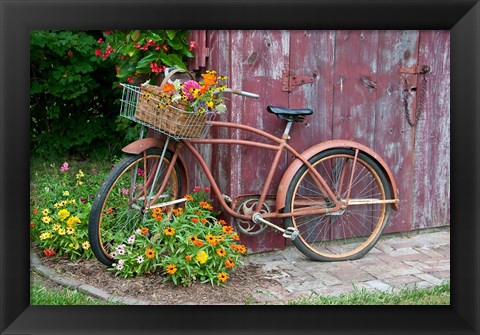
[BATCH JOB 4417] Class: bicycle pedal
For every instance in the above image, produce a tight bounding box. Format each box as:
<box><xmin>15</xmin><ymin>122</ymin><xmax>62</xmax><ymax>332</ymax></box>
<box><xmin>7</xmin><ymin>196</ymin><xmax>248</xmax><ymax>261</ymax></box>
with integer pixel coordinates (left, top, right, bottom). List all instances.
<box><xmin>283</xmin><ymin>227</ymin><xmax>299</xmax><ymax>240</ymax></box>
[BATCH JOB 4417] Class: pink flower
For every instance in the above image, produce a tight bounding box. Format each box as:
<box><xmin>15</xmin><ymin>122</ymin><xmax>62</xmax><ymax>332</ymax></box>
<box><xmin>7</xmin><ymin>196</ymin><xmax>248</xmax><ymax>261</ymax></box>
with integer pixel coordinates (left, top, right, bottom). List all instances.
<box><xmin>204</xmin><ymin>187</ymin><xmax>211</xmax><ymax>193</ymax></box>
<box><xmin>182</xmin><ymin>80</ymin><xmax>201</xmax><ymax>102</ymax></box>
<box><xmin>189</xmin><ymin>40</ymin><xmax>197</xmax><ymax>51</ymax></box>
<box><xmin>137</xmin><ymin>168</ymin><xmax>144</xmax><ymax>176</ymax></box>
<box><xmin>98</xmin><ymin>38</ymin><xmax>103</xmax><ymax>44</ymax></box>
<box><xmin>121</xmin><ymin>188</ymin><xmax>129</xmax><ymax>196</ymax></box>
<box><xmin>193</xmin><ymin>186</ymin><xmax>201</xmax><ymax>192</ymax></box>
<box><xmin>60</xmin><ymin>162</ymin><xmax>69</xmax><ymax>172</ymax></box>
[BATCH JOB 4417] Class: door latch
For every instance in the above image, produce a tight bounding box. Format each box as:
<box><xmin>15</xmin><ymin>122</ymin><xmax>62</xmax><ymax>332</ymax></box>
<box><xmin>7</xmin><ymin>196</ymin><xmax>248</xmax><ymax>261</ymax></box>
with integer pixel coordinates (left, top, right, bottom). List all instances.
<box><xmin>400</xmin><ymin>64</ymin><xmax>431</xmax><ymax>75</ymax></box>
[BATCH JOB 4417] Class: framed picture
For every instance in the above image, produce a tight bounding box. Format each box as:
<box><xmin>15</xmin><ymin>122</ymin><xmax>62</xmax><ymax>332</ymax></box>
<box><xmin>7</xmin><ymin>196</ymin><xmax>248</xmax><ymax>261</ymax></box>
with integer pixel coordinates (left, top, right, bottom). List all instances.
<box><xmin>1</xmin><ymin>0</ymin><xmax>478</xmax><ymax>334</ymax></box>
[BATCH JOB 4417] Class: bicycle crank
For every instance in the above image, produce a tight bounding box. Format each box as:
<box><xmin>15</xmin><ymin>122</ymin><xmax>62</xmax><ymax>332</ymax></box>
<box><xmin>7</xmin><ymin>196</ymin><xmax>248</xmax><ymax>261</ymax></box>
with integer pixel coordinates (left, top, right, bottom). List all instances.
<box><xmin>251</xmin><ymin>213</ymin><xmax>299</xmax><ymax>240</ymax></box>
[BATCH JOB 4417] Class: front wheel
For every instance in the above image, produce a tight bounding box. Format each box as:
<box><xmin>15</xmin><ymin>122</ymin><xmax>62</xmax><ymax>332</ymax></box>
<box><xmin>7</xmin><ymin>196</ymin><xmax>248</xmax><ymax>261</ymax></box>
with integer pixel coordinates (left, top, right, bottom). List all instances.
<box><xmin>284</xmin><ymin>148</ymin><xmax>392</xmax><ymax>261</ymax></box>
<box><xmin>88</xmin><ymin>148</ymin><xmax>183</xmax><ymax>266</ymax></box>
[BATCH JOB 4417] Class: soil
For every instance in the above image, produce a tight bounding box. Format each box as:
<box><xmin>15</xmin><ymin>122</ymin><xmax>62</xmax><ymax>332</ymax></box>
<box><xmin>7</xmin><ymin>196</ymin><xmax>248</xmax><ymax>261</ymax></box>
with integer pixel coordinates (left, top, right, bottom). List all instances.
<box><xmin>31</xmin><ymin>245</ymin><xmax>289</xmax><ymax>305</ymax></box>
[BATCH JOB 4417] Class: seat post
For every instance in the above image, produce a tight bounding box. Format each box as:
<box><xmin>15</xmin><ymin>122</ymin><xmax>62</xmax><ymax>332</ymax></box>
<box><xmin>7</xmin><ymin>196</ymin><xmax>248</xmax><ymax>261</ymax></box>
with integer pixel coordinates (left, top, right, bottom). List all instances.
<box><xmin>282</xmin><ymin>121</ymin><xmax>294</xmax><ymax>139</ymax></box>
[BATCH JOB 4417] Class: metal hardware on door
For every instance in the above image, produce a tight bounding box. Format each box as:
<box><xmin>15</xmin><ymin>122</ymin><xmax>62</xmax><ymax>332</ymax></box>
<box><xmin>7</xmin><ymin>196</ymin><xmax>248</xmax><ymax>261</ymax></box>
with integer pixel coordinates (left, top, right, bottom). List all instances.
<box><xmin>282</xmin><ymin>70</ymin><xmax>316</xmax><ymax>92</ymax></box>
<box><xmin>399</xmin><ymin>64</ymin><xmax>431</xmax><ymax>75</ymax></box>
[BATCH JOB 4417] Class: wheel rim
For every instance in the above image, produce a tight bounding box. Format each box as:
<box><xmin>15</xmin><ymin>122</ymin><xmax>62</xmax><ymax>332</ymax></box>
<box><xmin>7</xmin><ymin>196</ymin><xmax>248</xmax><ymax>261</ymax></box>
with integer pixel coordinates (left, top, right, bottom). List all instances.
<box><xmin>290</xmin><ymin>152</ymin><xmax>388</xmax><ymax>260</ymax></box>
<box><xmin>97</xmin><ymin>154</ymin><xmax>180</xmax><ymax>260</ymax></box>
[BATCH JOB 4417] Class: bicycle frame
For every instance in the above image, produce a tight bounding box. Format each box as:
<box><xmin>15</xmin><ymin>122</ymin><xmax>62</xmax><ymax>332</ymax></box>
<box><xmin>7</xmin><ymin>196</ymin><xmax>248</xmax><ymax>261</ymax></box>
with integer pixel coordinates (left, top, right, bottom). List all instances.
<box><xmin>140</xmin><ymin>120</ymin><xmax>353</xmax><ymax>223</ymax></box>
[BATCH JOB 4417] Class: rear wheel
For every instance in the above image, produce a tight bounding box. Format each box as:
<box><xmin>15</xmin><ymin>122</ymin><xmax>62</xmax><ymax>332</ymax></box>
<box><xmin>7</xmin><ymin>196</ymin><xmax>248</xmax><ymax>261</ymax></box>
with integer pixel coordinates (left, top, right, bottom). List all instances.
<box><xmin>88</xmin><ymin>148</ymin><xmax>182</xmax><ymax>266</ymax></box>
<box><xmin>284</xmin><ymin>148</ymin><xmax>392</xmax><ymax>261</ymax></box>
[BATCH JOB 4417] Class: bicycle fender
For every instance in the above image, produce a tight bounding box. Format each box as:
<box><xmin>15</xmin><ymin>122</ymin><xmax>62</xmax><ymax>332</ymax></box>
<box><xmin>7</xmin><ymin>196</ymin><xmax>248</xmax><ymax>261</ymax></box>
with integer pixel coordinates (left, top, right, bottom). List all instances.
<box><xmin>276</xmin><ymin>140</ymin><xmax>399</xmax><ymax>211</ymax></box>
<box><xmin>122</xmin><ymin>137</ymin><xmax>189</xmax><ymax>193</ymax></box>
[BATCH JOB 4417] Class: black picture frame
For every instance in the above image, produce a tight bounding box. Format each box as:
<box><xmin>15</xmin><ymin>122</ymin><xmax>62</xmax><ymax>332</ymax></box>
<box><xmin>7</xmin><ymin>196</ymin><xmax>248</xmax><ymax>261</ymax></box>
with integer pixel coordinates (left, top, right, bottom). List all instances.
<box><xmin>1</xmin><ymin>0</ymin><xmax>478</xmax><ymax>334</ymax></box>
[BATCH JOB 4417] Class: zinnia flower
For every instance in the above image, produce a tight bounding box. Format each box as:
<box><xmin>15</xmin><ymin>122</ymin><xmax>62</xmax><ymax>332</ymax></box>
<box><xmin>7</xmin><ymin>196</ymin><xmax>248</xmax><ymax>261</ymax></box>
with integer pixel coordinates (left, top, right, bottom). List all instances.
<box><xmin>44</xmin><ymin>249</ymin><xmax>56</xmax><ymax>257</ymax></box>
<box><xmin>195</xmin><ymin>250</ymin><xmax>208</xmax><ymax>264</ymax></box>
<box><xmin>57</xmin><ymin>209</ymin><xmax>70</xmax><ymax>221</ymax></box>
<box><xmin>137</xmin><ymin>256</ymin><xmax>144</xmax><ymax>264</ymax></box>
<box><xmin>182</xmin><ymin>80</ymin><xmax>201</xmax><ymax>102</ymax></box>
<box><xmin>206</xmin><ymin>234</ymin><xmax>217</xmax><ymax>246</ymax></box>
<box><xmin>165</xmin><ymin>264</ymin><xmax>177</xmax><ymax>275</ymax></box>
<box><xmin>218</xmin><ymin>272</ymin><xmax>229</xmax><ymax>283</ymax></box>
<box><xmin>82</xmin><ymin>241</ymin><xmax>90</xmax><ymax>249</ymax></box>
<box><xmin>59</xmin><ymin>162</ymin><xmax>69</xmax><ymax>173</ymax></box>
<box><xmin>216</xmin><ymin>248</ymin><xmax>226</xmax><ymax>257</ymax></box>
<box><xmin>145</xmin><ymin>248</ymin><xmax>156</xmax><ymax>259</ymax></box>
<box><xmin>164</xmin><ymin>227</ymin><xmax>175</xmax><ymax>236</ymax></box>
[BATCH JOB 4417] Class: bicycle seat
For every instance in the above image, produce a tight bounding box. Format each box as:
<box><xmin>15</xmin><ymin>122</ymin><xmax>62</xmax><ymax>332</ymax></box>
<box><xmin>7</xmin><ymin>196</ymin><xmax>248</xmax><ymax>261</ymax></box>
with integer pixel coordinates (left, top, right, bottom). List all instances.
<box><xmin>267</xmin><ymin>106</ymin><xmax>313</xmax><ymax>122</ymax></box>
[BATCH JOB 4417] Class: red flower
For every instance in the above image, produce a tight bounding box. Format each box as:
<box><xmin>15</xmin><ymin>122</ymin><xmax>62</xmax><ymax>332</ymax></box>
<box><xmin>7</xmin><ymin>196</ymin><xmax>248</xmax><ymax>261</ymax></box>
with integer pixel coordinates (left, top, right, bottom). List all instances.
<box><xmin>43</xmin><ymin>249</ymin><xmax>56</xmax><ymax>257</ymax></box>
<box><xmin>30</xmin><ymin>222</ymin><xmax>35</xmax><ymax>229</ymax></box>
<box><xmin>127</xmin><ymin>77</ymin><xmax>134</xmax><ymax>84</ymax></box>
<box><xmin>94</xmin><ymin>49</ymin><xmax>102</xmax><ymax>57</ymax></box>
<box><xmin>32</xmin><ymin>208</ymin><xmax>38</xmax><ymax>215</ymax></box>
<box><xmin>98</xmin><ymin>38</ymin><xmax>103</xmax><ymax>44</ymax></box>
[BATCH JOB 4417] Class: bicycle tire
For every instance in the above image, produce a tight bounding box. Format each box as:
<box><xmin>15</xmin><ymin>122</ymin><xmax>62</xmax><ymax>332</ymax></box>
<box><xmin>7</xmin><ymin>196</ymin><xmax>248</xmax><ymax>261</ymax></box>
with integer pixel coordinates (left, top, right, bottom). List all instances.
<box><xmin>88</xmin><ymin>148</ymin><xmax>182</xmax><ymax>266</ymax></box>
<box><xmin>284</xmin><ymin>148</ymin><xmax>392</xmax><ymax>261</ymax></box>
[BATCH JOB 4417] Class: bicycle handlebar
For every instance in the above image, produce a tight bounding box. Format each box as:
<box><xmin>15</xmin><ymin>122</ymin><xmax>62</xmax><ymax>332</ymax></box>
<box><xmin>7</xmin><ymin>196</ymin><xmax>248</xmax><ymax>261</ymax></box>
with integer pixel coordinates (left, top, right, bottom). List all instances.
<box><xmin>222</xmin><ymin>88</ymin><xmax>260</xmax><ymax>99</ymax></box>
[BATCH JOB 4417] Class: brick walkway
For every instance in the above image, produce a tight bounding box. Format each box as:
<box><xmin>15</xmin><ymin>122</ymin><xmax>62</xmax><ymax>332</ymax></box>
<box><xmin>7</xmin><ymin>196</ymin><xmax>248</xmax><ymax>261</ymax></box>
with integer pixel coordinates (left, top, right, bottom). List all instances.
<box><xmin>246</xmin><ymin>227</ymin><xmax>450</xmax><ymax>303</ymax></box>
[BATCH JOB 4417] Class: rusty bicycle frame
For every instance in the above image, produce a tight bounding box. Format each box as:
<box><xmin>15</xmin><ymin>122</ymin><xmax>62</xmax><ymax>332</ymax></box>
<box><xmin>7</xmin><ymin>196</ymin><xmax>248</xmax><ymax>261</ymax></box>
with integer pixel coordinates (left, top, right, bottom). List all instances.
<box><xmin>123</xmin><ymin>117</ymin><xmax>399</xmax><ymax>239</ymax></box>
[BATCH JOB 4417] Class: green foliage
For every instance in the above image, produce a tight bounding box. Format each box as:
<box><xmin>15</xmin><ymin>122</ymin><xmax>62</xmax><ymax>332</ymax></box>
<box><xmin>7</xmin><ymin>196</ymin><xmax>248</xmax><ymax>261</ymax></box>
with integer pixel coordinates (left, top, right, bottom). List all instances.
<box><xmin>96</xmin><ymin>30</ymin><xmax>194</xmax><ymax>84</ymax></box>
<box><xmin>30</xmin><ymin>281</ymin><xmax>118</xmax><ymax>305</ymax></box>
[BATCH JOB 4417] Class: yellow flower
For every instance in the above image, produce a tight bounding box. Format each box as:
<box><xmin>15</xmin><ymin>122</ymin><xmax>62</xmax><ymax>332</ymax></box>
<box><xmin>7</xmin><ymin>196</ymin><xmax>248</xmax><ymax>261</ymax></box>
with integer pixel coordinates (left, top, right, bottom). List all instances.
<box><xmin>39</xmin><ymin>232</ymin><xmax>52</xmax><ymax>240</ymax></box>
<box><xmin>67</xmin><ymin>216</ymin><xmax>81</xmax><ymax>226</ymax></box>
<box><xmin>58</xmin><ymin>228</ymin><xmax>66</xmax><ymax>235</ymax></box>
<box><xmin>82</xmin><ymin>241</ymin><xmax>90</xmax><ymax>250</ymax></box>
<box><xmin>195</xmin><ymin>250</ymin><xmax>208</xmax><ymax>264</ymax></box>
<box><xmin>52</xmin><ymin>224</ymin><xmax>60</xmax><ymax>231</ymax></box>
<box><xmin>164</xmin><ymin>227</ymin><xmax>175</xmax><ymax>236</ymax></box>
<box><xmin>42</xmin><ymin>209</ymin><xmax>50</xmax><ymax>216</ymax></box>
<box><xmin>206</xmin><ymin>234</ymin><xmax>218</xmax><ymax>246</ymax></box>
<box><xmin>66</xmin><ymin>227</ymin><xmax>75</xmax><ymax>235</ymax></box>
<box><xmin>57</xmin><ymin>209</ymin><xmax>70</xmax><ymax>220</ymax></box>
<box><xmin>41</xmin><ymin>216</ymin><xmax>52</xmax><ymax>224</ymax></box>
<box><xmin>62</xmin><ymin>191</ymin><xmax>70</xmax><ymax>196</ymax></box>
<box><xmin>216</xmin><ymin>248</ymin><xmax>226</xmax><ymax>257</ymax></box>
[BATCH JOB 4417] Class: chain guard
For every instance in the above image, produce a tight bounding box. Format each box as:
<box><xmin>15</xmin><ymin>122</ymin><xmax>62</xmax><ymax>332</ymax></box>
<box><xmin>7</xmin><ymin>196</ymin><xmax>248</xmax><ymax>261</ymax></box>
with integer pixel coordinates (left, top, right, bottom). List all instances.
<box><xmin>234</xmin><ymin>197</ymin><xmax>271</xmax><ymax>236</ymax></box>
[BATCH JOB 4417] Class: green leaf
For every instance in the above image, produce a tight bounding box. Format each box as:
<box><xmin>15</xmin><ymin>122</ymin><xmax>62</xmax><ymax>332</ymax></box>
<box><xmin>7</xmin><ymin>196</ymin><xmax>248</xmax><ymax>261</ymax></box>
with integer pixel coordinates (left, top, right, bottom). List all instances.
<box><xmin>166</xmin><ymin>30</ymin><xmax>177</xmax><ymax>40</ymax></box>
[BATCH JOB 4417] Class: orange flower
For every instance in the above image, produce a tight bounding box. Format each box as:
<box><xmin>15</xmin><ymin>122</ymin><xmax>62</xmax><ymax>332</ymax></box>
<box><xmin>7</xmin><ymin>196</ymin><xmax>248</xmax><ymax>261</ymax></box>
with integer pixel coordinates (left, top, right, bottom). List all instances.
<box><xmin>216</xmin><ymin>248</ymin><xmax>226</xmax><ymax>257</ymax></box>
<box><xmin>202</xmin><ymin>73</ymin><xmax>217</xmax><ymax>87</ymax></box>
<box><xmin>140</xmin><ymin>227</ymin><xmax>149</xmax><ymax>235</ymax></box>
<box><xmin>165</xmin><ymin>264</ymin><xmax>177</xmax><ymax>275</ymax></box>
<box><xmin>105</xmin><ymin>207</ymin><xmax>114</xmax><ymax>215</ymax></box>
<box><xmin>185</xmin><ymin>255</ymin><xmax>192</xmax><ymax>261</ymax></box>
<box><xmin>145</xmin><ymin>248</ymin><xmax>156</xmax><ymax>259</ymax></box>
<box><xmin>194</xmin><ymin>240</ymin><xmax>204</xmax><ymax>247</ymax></box>
<box><xmin>222</xmin><ymin>226</ymin><xmax>233</xmax><ymax>234</ymax></box>
<box><xmin>199</xmin><ymin>202</ymin><xmax>213</xmax><ymax>211</ymax></box>
<box><xmin>206</xmin><ymin>234</ymin><xmax>217</xmax><ymax>246</ymax></box>
<box><xmin>163</xmin><ymin>83</ymin><xmax>175</xmax><ymax>93</ymax></box>
<box><xmin>232</xmin><ymin>233</ymin><xmax>240</xmax><ymax>241</ymax></box>
<box><xmin>218</xmin><ymin>272</ymin><xmax>229</xmax><ymax>283</ymax></box>
<box><xmin>225</xmin><ymin>258</ymin><xmax>235</xmax><ymax>268</ymax></box>
<box><xmin>152</xmin><ymin>208</ymin><xmax>163</xmax><ymax>216</ymax></box>
<box><xmin>201</xmin><ymin>218</ymin><xmax>208</xmax><ymax>224</ymax></box>
<box><xmin>191</xmin><ymin>217</ymin><xmax>199</xmax><ymax>224</ymax></box>
<box><xmin>218</xmin><ymin>219</ymin><xmax>227</xmax><ymax>226</ymax></box>
<box><xmin>231</xmin><ymin>244</ymin><xmax>247</xmax><ymax>254</ymax></box>
<box><xmin>185</xmin><ymin>194</ymin><xmax>193</xmax><ymax>201</ymax></box>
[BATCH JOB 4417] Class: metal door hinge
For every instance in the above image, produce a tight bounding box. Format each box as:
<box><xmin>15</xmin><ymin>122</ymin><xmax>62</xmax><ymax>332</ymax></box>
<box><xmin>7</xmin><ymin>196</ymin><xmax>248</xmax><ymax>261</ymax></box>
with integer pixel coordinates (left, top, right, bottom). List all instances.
<box><xmin>282</xmin><ymin>70</ymin><xmax>316</xmax><ymax>92</ymax></box>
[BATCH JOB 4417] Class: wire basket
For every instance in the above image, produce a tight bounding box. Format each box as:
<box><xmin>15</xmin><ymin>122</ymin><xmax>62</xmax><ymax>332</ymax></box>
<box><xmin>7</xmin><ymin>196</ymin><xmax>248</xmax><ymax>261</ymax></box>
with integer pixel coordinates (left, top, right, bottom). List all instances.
<box><xmin>119</xmin><ymin>69</ymin><xmax>214</xmax><ymax>139</ymax></box>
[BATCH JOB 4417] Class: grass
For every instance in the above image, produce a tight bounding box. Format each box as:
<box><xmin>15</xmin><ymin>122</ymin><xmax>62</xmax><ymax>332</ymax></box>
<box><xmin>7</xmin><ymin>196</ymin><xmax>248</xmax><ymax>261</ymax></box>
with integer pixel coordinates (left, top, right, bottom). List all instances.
<box><xmin>288</xmin><ymin>280</ymin><xmax>450</xmax><ymax>305</ymax></box>
<box><xmin>30</xmin><ymin>282</ymin><xmax>118</xmax><ymax>305</ymax></box>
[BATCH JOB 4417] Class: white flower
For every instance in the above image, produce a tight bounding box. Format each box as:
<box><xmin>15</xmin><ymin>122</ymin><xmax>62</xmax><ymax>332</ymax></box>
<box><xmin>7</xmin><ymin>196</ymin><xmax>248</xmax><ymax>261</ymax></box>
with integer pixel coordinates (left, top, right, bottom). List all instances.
<box><xmin>171</xmin><ymin>93</ymin><xmax>182</xmax><ymax>102</ymax></box>
<box><xmin>127</xmin><ymin>235</ymin><xmax>135</xmax><ymax>245</ymax></box>
<box><xmin>173</xmin><ymin>79</ymin><xmax>182</xmax><ymax>91</ymax></box>
<box><xmin>116</xmin><ymin>263</ymin><xmax>124</xmax><ymax>271</ymax></box>
<box><xmin>137</xmin><ymin>256</ymin><xmax>144</xmax><ymax>264</ymax></box>
<box><xmin>215</xmin><ymin>103</ymin><xmax>227</xmax><ymax>114</ymax></box>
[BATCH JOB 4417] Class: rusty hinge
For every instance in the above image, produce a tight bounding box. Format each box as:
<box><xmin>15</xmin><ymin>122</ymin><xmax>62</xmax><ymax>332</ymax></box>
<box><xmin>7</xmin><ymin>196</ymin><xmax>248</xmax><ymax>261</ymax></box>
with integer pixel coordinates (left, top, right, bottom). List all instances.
<box><xmin>400</xmin><ymin>64</ymin><xmax>431</xmax><ymax>75</ymax></box>
<box><xmin>282</xmin><ymin>70</ymin><xmax>316</xmax><ymax>92</ymax></box>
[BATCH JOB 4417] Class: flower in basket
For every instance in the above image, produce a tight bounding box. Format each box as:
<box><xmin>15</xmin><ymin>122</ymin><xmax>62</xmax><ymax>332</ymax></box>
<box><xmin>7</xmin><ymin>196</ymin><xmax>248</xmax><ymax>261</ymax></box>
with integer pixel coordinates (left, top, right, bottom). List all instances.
<box><xmin>161</xmin><ymin>70</ymin><xmax>228</xmax><ymax>115</ymax></box>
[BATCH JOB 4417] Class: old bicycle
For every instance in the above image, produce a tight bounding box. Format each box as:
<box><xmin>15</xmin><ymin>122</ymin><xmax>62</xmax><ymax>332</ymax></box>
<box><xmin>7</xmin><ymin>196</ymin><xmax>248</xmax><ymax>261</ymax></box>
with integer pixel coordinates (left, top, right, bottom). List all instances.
<box><xmin>88</xmin><ymin>68</ymin><xmax>399</xmax><ymax>266</ymax></box>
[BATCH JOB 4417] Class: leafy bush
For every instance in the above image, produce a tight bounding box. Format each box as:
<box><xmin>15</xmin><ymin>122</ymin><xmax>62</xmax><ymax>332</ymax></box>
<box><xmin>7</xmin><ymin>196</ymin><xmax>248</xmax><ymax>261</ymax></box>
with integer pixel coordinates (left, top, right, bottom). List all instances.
<box><xmin>30</xmin><ymin>30</ymin><xmax>124</xmax><ymax>158</ymax></box>
<box><xmin>109</xmin><ymin>188</ymin><xmax>247</xmax><ymax>286</ymax></box>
